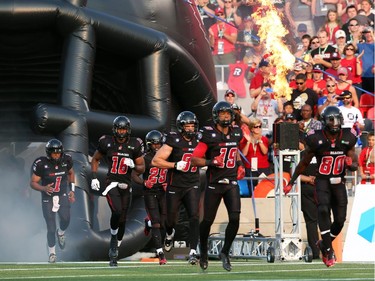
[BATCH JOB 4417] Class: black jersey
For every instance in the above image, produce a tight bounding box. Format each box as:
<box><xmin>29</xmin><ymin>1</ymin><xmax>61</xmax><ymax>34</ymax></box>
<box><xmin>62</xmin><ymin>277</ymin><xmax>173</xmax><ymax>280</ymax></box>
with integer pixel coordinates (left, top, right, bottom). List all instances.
<box><xmin>32</xmin><ymin>154</ymin><xmax>73</xmax><ymax>198</ymax></box>
<box><xmin>165</xmin><ymin>131</ymin><xmax>200</xmax><ymax>188</ymax></box>
<box><xmin>305</xmin><ymin>128</ymin><xmax>356</xmax><ymax>179</ymax></box>
<box><xmin>97</xmin><ymin>135</ymin><xmax>144</xmax><ymax>184</ymax></box>
<box><xmin>144</xmin><ymin>151</ymin><xmax>168</xmax><ymax>190</ymax></box>
<box><xmin>199</xmin><ymin>124</ymin><xmax>243</xmax><ymax>184</ymax></box>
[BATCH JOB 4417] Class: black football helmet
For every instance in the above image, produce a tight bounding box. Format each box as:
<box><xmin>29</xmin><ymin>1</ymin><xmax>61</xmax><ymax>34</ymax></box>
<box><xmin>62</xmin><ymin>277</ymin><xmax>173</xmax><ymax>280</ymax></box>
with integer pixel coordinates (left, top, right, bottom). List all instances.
<box><xmin>46</xmin><ymin>139</ymin><xmax>64</xmax><ymax>163</ymax></box>
<box><xmin>321</xmin><ymin>106</ymin><xmax>344</xmax><ymax>133</ymax></box>
<box><xmin>212</xmin><ymin>101</ymin><xmax>234</xmax><ymax>127</ymax></box>
<box><xmin>145</xmin><ymin>130</ymin><xmax>164</xmax><ymax>151</ymax></box>
<box><xmin>113</xmin><ymin>116</ymin><xmax>131</xmax><ymax>139</ymax></box>
<box><xmin>176</xmin><ymin>111</ymin><xmax>199</xmax><ymax>138</ymax></box>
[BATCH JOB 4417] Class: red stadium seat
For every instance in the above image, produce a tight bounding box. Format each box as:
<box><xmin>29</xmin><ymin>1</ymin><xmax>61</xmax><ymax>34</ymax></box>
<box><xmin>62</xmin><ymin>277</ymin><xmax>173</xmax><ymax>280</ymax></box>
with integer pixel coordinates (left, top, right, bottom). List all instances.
<box><xmin>367</xmin><ymin>106</ymin><xmax>375</xmax><ymax>127</ymax></box>
<box><xmin>359</xmin><ymin>94</ymin><xmax>375</xmax><ymax>118</ymax></box>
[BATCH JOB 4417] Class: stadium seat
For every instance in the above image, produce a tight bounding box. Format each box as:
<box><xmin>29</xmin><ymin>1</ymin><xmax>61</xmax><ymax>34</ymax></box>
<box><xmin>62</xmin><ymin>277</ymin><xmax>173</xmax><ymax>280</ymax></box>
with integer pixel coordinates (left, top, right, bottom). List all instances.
<box><xmin>359</xmin><ymin>94</ymin><xmax>374</xmax><ymax>118</ymax></box>
<box><xmin>367</xmin><ymin>106</ymin><xmax>375</xmax><ymax>128</ymax></box>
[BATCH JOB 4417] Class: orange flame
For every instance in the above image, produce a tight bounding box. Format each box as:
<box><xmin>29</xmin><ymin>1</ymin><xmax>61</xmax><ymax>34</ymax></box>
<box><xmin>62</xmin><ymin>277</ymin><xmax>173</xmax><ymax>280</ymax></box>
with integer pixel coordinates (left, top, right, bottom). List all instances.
<box><xmin>252</xmin><ymin>0</ymin><xmax>294</xmax><ymax>100</ymax></box>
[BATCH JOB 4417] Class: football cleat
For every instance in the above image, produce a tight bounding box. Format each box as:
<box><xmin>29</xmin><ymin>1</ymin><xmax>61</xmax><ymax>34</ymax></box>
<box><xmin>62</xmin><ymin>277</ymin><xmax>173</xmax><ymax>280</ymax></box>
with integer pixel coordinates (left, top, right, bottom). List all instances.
<box><xmin>199</xmin><ymin>253</ymin><xmax>208</xmax><ymax>270</ymax></box>
<box><xmin>325</xmin><ymin>251</ymin><xmax>336</xmax><ymax>268</ymax></box>
<box><xmin>109</xmin><ymin>258</ymin><xmax>118</xmax><ymax>267</ymax></box>
<box><xmin>56</xmin><ymin>230</ymin><xmax>65</xmax><ymax>250</ymax></box>
<box><xmin>219</xmin><ymin>252</ymin><xmax>232</xmax><ymax>271</ymax></box>
<box><xmin>164</xmin><ymin>229</ymin><xmax>175</xmax><ymax>252</ymax></box>
<box><xmin>158</xmin><ymin>252</ymin><xmax>167</xmax><ymax>265</ymax></box>
<box><xmin>48</xmin><ymin>253</ymin><xmax>56</xmax><ymax>263</ymax></box>
<box><xmin>316</xmin><ymin>240</ymin><xmax>327</xmax><ymax>264</ymax></box>
<box><xmin>188</xmin><ymin>253</ymin><xmax>198</xmax><ymax>265</ymax></box>
<box><xmin>109</xmin><ymin>235</ymin><xmax>118</xmax><ymax>257</ymax></box>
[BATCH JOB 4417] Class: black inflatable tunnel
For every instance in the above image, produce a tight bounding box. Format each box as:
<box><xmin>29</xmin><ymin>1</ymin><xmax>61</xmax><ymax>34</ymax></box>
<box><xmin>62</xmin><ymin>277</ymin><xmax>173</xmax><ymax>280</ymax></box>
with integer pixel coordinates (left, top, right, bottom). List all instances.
<box><xmin>0</xmin><ymin>0</ymin><xmax>216</xmax><ymax>260</ymax></box>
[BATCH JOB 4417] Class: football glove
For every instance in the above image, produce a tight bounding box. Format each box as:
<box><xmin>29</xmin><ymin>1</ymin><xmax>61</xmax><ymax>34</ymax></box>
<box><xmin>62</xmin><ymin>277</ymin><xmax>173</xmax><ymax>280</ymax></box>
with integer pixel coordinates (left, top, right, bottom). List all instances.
<box><xmin>237</xmin><ymin>165</ymin><xmax>245</xmax><ymax>180</ymax></box>
<box><xmin>175</xmin><ymin>160</ymin><xmax>187</xmax><ymax>171</ymax></box>
<box><xmin>211</xmin><ymin>155</ymin><xmax>224</xmax><ymax>167</ymax></box>
<box><xmin>91</xmin><ymin>178</ymin><xmax>100</xmax><ymax>191</ymax></box>
<box><xmin>144</xmin><ymin>179</ymin><xmax>153</xmax><ymax>189</ymax></box>
<box><xmin>124</xmin><ymin>158</ymin><xmax>135</xmax><ymax>168</ymax></box>
<box><xmin>283</xmin><ymin>184</ymin><xmax>293</xmax><ymax>195</ymax></box>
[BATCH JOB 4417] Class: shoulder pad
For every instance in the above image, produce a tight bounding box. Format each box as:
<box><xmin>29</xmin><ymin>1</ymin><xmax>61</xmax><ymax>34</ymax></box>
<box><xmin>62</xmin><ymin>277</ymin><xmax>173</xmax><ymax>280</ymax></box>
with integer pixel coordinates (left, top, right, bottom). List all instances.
<box><xmin>203</xmin><ymin>126</ymin><xmax>214</xmax><ymax>130</ymax></box>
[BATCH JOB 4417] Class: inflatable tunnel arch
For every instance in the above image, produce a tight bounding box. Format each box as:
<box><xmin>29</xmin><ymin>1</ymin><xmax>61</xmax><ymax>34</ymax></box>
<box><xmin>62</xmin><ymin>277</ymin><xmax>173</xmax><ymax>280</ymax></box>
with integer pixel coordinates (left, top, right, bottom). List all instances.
<box><xmin>0</xmin><ymin>0</ymin><xmax>216</xmax><ymax>260</ymax></box>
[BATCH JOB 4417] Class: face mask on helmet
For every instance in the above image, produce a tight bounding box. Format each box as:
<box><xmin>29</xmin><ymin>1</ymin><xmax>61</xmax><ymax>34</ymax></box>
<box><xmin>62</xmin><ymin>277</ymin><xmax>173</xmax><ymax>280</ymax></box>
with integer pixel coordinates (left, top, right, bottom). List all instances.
<box><xmin>145</xmin><ymin>130</ymin><xmax>164</xmax><ymax>152</ymax></box>
<box><xmin>321</xmin><ymin>106</ymin><xmax>343</xmax><ymax>134</ymax></box>
<box><xmin>113</xmin><ymin>116</ymin><xmax>131</xmax><ymax>139</ymax></box>
<box><xmin>176</xmin><ymin>111</ymin><xmax>199</xmax><ymax>139</ymax></box>
<box><xmin>46</xmin><ymin>139</ymin><xmax>64</xmax><ymax>164</ymax></box>
<box><xmin>212</xmin><ymin>101</ymin><xmax>234</xmax><ymax>128</ymax></box>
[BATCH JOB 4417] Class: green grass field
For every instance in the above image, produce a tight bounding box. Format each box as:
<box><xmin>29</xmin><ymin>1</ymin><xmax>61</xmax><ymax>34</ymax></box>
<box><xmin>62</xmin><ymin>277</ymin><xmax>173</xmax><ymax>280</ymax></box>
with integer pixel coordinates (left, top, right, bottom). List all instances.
<box><xmin>0</xmin><ymin>260</ymin><xmax>373</xmax><ymax>281</ymax></box>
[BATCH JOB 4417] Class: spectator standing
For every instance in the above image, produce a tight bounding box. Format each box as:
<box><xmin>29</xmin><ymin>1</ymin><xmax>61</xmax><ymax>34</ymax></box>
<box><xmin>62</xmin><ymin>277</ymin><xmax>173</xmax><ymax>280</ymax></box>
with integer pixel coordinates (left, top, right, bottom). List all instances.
<box><xmin>196</xmin><ymin>0</ymin><xmax>219</xmax><ymax>33</ymax></box>
<box><xmin>310</xmin><ymin>30</ymin><xmax>336</xmax><ymax>69</ymax></box>
<box><xmin>299</xmin><ymin>104</ymin><xmax>323</xmax><ymax>135</ymax></box>
<box><xmin>224</xmin><ymin>89</ymin><xmax>250</xmax><ymax>125</ymax></box>
<box><xmin>30</xmin><ymin>139</ymin><xmax>75</xmax><ymax>263</ymax></box>
<box><xmin>310</xmin><ymin>0</ymin><xmax>339</xmax><ymax>34</ymax></box>
<box><xmin>249</xmin><ymin>58</ymin><xmax>273</xmax><ymax>98</ymax></box>
<box><xmin>236</xmin><ymin>16</ymin><xmax>258</xmax><ymax>63</ymax></box>
<box><xmin>340</xmin><ymin>43</ymin><xmax>364</xmax><ymax>99</ymax></box>
<box><xmin>360</xmin><ymin>0</ymin><xmax>375</xmax><ymax>27</ymax></box>
<box><xmin>290</xmin><ymin>73</ymin><xmax>319</xmax><ymax>120</ymax></box>
<box><xmin>359</xmin><ymin>131</ymin><xmax>375</xmax><ymax>184</ymax></box>
<box><xmin>336</xmin><ymin>67</ymin><xmax>359</xmax><ymax>107</ymax></box>
<box><xmin>342</xmin><ymin>5</ymin><xmax>359</xmax><ymax>38</ymax></box>
<box><xmin>311</xmin><ymin>64</ymin><xmax>327</xmax><ymax>97</ymax></box>
<box><xmin>151</xmin><ymin>111</ymin><xmax>201</xmax><ymax>265</ymax></box>
<box><xmin>90</xmin><ymin>116</ymin><xmax>145</xmax><ymax>267</ymax></box>
<box><xmin>251</xmin><ymin>83</ymin><xmax>283</xmax><ymax>136</ymax></box>
<box><xmin>332</xmin><ymin>30</ymin><xmax>347</xmax><ymax>55</ymax></box>
<box><xmin>132</xmin><ymin>130</ymin><xmax>168</xmax><ymax>265</ymax></box>
<box><xmin>239</xmin><ymin>117</ymin><xmax>270</xmax><ymax>197</ymax></box>
<box><xmin>318</xmin><ymin>81</ymin><xmax>344</xmax><ymax>114</ymax></box>
<box><xmin>357</xmin><ymin>27</ymin><xmax>375</xmax><ymax>93</ymax></box>
<box><xmin>223</xmin><ymin>0</ymin><xmax>242</xmax><ymax>28</ymax></box>
<box><xmin>323</xmin><ymin>9</ymin><xmax>342</xmax><ymax>44</ymax></box>
<box><xmin>347</xmin><ymin>18</ymin><xmax>364</xmax><ymax>46</ymax></box>
<box><xmin>338</xmin><ymin>1</ymin><xmax>361</xmax><ymax>24</ymax></box>
<box><xmin>325</xmin><ymin>51</ymin><xmax>345</xmax><ymax>80</ymax></box>
<box><xmin>338</xmin><ymin>90</ymin><xmax>365</xmax><ymax>130</ymax></box>
<box><xmin>209</xmin><ymin>8</ymin><xmax>238</xmax><ymax>81</ymax></box>
<box><xmin>191</xmin><ymin>101</ymin><xmax>244</xmax><ymax>271</ymax></box>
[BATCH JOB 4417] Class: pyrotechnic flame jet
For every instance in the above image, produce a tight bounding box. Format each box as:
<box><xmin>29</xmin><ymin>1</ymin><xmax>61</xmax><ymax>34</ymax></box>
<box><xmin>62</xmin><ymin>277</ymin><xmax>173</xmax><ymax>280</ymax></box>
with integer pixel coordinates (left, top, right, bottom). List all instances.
<box><xmin>252</xmin><ymin>0</ymin><xmax>295</xmax><ymax>100</ymax></box>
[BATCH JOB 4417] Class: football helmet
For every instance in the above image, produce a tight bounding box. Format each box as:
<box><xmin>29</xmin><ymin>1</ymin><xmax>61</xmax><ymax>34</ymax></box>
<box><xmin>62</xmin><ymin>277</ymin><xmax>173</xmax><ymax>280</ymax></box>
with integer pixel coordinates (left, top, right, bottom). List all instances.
<box><xmin>112</xmin><ymin>116</ymin><xmax>131</xmax><ymax>139</ymax></box>
<box><xmin>212</xmin><ymin>101</ymin><xmax>234</xmax><ymax>127</ymax></box>
<box><xmin>176</xmin><ymin>111</ymin><xmax>199</xmax><ymax>138</ymax></box>
<box><xmin>46</xmin><ymin>139</ymin><xmax>64</xmax><ymax>163</ymax></box>
<box><xmin>321</xmin><ymin>106</ymin><xmax>344</xmax><ymax>133</ymax></box>
<box><xmin>145</xmin><ymin>130</ymin><xmax>164</xmax><ymax>151</ymax></box>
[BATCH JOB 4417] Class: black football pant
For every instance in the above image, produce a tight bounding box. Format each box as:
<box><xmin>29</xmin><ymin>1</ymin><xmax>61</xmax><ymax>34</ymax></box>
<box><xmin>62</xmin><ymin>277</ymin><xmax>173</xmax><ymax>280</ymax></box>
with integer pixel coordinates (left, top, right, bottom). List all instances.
<box><xmin>316</xmin><ymin>178</ymin><xmax>347</xmax><ymax>252</ymax></box>
<box><xmin>165</xmin><ymin>185</ymin><xmax>200</xmax><ymax>250</ymax></box>
<box><xmin>200</xmin><ymin>183</ymin><xmax>241</xmax><ymax>257</ymax></box>
<box><xmin>301</xmin><ymin>183</ymin><xmax>320</xmax><ymax>258</ymax></box>
<box><xmin>42</xmin><ymin>194</ymin><xmax>70</xmax><ymax>247</ymax></box>
<box><xmin>106</xmin><ymin>186</ymin><xmax>131</xmax><ymax>241</ymax></box>
<box><xmin>144</xmin><ymin>188</ymin><xmax>167</xmax><ymax>250</ymax></box>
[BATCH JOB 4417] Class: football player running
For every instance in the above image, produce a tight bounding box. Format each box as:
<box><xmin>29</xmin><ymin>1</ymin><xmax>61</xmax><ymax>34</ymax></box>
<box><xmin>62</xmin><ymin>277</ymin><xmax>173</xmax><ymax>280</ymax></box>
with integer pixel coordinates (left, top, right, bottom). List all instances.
<box><xmin>191</xmin><ymin>101</ymin><xmax>244</xmax><ymax>271</ymax></box>
<box><xmin>151</xmin><ymin>111</ymin><xmax>201</xmax><ymax>265</ymax></box>
<box><xmin>132</xmin><ymin>130</ymin><xmax>168</xmax><ymax>265</ymax></box>
<box><xmin>90</xmin><ymin>116</ymin><xmax>145</xmax><ymax>267</ymax></box>
<box><xmin>284</xmin><ymin>106</ymin><xmax>358</xmax><ymax>267</ymax></box>
<box><xmin>30</xmin><ymin>139</ymin><xmax>75</xmax><ymax>263</ymax></box>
